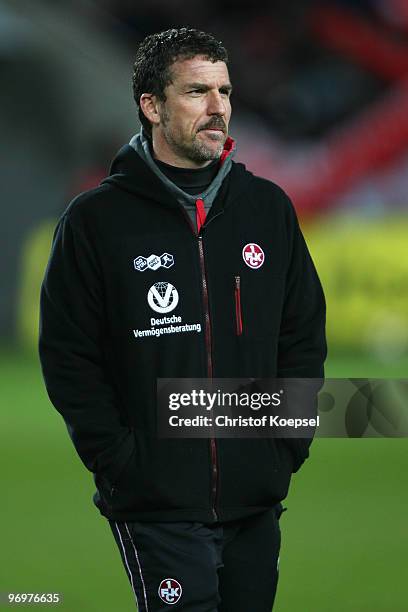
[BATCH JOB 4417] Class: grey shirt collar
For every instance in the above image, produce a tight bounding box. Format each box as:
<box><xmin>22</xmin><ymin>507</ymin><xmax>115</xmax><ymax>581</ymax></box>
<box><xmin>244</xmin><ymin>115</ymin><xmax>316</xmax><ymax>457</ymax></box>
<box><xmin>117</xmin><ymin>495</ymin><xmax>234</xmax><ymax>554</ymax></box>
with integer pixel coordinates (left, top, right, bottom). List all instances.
<box><xmin>129</xmin><ymin>128</ymin><xmax>235</xmax><ymax>210</ymax></box>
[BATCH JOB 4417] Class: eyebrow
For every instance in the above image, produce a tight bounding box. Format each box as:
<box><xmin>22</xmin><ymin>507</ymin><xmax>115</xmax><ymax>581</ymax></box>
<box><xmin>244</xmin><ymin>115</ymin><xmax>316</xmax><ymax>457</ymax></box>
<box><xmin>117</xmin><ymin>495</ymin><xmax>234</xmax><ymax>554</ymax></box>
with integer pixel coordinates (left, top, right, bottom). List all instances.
<box><xmin>184</xmin><ymin>82</ymin><xmax>233</xmax><ymax>93</ymax></box>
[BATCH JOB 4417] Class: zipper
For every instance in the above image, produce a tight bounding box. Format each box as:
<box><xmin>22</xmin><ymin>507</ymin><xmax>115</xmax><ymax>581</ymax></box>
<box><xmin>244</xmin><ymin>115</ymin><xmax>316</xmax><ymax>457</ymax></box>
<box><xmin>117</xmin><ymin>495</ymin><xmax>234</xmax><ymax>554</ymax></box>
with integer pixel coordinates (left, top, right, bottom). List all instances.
<box><xmin>177</xmin><ymin>203</ymin><xmax>219</xmax><ymax>522</ymax></box>
<box><xmin>198</xmin><ymin>234</ymin><xmax>218</xmax><ymax>522</ymax></box>
<box><xmin>198</xmin><ymin>236</ymin><xmax>213</xmax><ymax>377</ymax></box>
<box><xmin>234</xmin><ymin>275</ymin><xmax>243</xmax><ymax>336</ymax></box>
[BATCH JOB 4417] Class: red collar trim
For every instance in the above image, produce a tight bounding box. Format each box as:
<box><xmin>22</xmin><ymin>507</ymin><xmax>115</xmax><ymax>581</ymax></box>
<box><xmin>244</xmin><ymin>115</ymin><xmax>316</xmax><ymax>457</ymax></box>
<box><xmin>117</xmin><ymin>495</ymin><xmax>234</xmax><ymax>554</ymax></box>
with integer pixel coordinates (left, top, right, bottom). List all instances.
<box><xmin>219</xmin><ymin>136</ymin><xmax>236</xmax><ymax>166</ymax></box>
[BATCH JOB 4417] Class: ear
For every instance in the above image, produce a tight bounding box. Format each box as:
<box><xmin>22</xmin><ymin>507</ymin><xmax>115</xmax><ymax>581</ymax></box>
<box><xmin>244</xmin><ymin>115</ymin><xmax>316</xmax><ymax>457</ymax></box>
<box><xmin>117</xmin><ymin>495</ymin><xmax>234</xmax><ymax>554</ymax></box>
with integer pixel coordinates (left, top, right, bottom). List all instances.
<box><xmin>140</xmin><ymin>93</ymin><xmax>161</xmax><ymax>127</ymax></box>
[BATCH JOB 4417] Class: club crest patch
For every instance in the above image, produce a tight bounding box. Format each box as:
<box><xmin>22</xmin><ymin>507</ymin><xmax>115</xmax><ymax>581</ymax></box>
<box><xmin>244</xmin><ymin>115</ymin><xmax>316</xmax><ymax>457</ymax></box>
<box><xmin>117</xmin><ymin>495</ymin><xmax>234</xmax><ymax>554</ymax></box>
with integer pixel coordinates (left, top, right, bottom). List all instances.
<box><xmin>242</xmin><ymin>243</ymin><xmax>265</xmax><ymax>269</ymax></box>
<box><xmin>158</xmin><ymin>578</ymin><xmax>182</xmax><ymax>605</ymax></box>
<box><xmin>147</xmin><ymin>282</ymin><xmax>179</xmax><ymax>314</ymax></box>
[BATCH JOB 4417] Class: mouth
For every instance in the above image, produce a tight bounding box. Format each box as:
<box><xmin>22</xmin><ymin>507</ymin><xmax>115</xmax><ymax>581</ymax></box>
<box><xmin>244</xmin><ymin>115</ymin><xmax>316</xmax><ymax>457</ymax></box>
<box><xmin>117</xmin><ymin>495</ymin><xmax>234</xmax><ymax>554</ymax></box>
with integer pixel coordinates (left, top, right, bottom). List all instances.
<box><xmin>198</xmin><ymin>127</ymin><xmax>226</xmax><ymax>137</ymax></box>
<box><xmin>199</xmin><ymin>124</ymin><xmax>225</xmax><ymax>134</ymax></box>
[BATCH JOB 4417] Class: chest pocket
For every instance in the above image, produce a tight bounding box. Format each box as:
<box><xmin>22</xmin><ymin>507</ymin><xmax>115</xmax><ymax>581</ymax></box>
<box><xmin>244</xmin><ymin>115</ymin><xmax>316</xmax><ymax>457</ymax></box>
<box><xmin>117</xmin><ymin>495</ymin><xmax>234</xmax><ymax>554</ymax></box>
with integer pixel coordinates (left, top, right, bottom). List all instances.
<box><xmin>234</xmin><ymin>269</ymin><xmax>286</xmax><ymax>339</ymax></box>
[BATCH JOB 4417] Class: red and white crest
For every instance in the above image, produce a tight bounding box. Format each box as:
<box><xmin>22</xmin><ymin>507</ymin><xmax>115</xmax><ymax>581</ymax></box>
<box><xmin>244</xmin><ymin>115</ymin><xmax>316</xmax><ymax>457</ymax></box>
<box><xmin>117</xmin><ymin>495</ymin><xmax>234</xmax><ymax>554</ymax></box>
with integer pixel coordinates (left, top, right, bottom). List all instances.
<box><xmin>158</xmin><ymin>578</ymin><xmax>182</xmax><ymax>605</ymax></box>
<box><xmin>242</xmin><ymin>243</ymin><xmax>265</xmax><ymax>269</ymax></box>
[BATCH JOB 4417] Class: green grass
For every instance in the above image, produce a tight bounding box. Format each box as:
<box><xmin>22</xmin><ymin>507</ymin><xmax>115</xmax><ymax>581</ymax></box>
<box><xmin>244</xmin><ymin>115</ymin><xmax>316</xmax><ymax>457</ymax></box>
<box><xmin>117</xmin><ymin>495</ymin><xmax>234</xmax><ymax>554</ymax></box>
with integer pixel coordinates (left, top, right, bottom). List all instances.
<box><xmin>0</xmin><ymin>349</ymin><xmax>407</xmax><ymax>611</ymax></box>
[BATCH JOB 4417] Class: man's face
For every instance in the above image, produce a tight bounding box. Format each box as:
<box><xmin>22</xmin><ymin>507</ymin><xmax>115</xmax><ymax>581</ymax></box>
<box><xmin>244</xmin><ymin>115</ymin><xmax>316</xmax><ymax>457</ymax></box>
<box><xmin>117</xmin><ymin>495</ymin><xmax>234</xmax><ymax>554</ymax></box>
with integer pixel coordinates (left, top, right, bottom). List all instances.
<box><xmin>155</xmin><ymin>55</ymin><xmax>232</xmax><ymax>166</ymax></box>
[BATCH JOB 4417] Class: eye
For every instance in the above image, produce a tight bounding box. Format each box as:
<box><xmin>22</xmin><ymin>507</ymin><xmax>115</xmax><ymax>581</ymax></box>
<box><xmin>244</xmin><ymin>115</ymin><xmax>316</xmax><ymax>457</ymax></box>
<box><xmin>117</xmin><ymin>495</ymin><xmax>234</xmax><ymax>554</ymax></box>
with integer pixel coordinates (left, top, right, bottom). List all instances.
<box><xmin>188</xmin><ymin>89</ymin><xmax>205</xmax><ymax>95</ymax></box>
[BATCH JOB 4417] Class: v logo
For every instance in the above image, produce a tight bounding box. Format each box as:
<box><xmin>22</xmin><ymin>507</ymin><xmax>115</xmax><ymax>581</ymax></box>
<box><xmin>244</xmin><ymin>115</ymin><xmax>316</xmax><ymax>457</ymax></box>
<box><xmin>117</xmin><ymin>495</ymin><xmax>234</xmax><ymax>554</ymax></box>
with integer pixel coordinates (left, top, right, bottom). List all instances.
<box><xmin>147</xmin><ymin>282</ymin><xmax>179</xmax><ymax>314</ymax></box>
<box><xmin>151</xmin><ymin>283</ymin><xmax>173</xmax><ymax>308</ymax></box>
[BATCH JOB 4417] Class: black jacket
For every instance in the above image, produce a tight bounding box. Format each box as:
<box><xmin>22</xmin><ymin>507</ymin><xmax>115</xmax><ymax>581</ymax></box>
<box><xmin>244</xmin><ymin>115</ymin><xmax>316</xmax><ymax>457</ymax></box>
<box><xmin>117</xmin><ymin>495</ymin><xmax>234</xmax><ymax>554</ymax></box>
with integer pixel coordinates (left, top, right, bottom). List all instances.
<box><xmin>39</xmin><ymin>142</ymin><xmax>327</xmax><ymax>522</ymax></box>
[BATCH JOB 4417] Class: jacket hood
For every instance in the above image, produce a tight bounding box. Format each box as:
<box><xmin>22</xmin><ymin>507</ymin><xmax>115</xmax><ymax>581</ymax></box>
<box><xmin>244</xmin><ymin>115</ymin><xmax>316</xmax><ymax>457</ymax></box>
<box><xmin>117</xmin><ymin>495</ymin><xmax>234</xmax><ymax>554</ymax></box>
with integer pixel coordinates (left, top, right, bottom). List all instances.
<box><xmin>101</xmin><ymin>133</ymin><xmax>253</xmax><ymax>212</ymax></box>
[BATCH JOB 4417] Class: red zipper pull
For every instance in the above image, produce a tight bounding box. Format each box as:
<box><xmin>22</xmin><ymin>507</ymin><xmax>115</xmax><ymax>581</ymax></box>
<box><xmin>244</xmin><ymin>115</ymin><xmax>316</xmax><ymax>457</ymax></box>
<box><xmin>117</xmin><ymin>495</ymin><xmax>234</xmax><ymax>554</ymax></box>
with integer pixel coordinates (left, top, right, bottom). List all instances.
<box><xmin>196</xmin><ymin>198</ymin><xmax>207</xmax><ymax>233</ymax></box>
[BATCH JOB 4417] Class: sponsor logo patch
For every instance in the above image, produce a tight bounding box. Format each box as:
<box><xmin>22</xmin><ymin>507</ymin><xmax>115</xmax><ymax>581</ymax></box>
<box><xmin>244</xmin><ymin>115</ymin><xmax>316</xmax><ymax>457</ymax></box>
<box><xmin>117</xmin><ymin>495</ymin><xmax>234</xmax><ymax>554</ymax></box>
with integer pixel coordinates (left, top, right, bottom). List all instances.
<box><xmin>132</xmin><ymin>315</ymin><xmax>201</xmax><ymax>339</ymax></box>
<box><xmin>134</xmin><ymin>253</ymin><xmax>174</xmax><ymax>272</ymax></box>
<box><xmin>242</xmin><ymin>243</ymin><xmax>265</xmax><ymax>269</ymax></box>
<box><xmin>147</xmin><ymin>282</ymin><xmax>179</xmax><ymax>314</ymax></box>
<box><xmin>158</xmin><ymin>578</ymin><xmax>182</xmax><ymax>605</ymax></box>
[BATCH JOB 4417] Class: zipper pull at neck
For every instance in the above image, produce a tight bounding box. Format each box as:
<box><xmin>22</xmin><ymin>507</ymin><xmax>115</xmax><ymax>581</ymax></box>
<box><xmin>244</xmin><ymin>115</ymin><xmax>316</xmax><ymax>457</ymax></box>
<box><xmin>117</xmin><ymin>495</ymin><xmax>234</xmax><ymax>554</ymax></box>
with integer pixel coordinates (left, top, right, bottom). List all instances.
<box><xmin>196</xmin><ymin>198</ymin><xmax>207</xmax><ymax>234</ymax></box>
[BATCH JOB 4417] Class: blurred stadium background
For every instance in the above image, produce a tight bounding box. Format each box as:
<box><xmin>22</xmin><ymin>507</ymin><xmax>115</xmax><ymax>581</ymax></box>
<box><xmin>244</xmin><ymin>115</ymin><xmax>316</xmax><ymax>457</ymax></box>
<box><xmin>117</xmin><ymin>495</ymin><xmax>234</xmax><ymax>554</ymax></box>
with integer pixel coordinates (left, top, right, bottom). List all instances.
<box><xmin>1</xmin><ymin>0</ymin><xmax>407</xmax><ymax>610</ymax></box>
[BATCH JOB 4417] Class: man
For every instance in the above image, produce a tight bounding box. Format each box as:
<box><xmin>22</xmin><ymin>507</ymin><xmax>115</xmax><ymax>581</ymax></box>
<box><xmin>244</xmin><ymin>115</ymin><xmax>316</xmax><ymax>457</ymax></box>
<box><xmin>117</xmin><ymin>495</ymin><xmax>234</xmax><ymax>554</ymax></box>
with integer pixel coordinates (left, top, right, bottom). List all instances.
<box><xmin>39</xmin><ymin>27</ymin><xmax>326</xmax><ymax>611</ymax></box>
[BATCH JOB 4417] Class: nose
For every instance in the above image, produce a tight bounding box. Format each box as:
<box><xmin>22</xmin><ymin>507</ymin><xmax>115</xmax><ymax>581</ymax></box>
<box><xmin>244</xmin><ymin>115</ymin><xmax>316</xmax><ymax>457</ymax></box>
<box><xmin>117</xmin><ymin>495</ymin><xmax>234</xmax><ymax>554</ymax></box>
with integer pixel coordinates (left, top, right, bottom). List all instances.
<box><xmin>207</xmin><ymin>90</ymin><xmax>227</xmax><ymax>116</ymax></box>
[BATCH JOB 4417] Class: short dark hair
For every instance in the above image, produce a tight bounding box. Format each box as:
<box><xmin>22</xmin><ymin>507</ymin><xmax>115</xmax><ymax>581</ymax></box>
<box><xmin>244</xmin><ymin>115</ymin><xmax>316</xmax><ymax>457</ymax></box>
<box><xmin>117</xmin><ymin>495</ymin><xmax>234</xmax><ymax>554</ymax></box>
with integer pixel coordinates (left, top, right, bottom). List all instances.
<box><xmin>132</xmin><ymin>27</ymin><xmax>228</xmax><ymax>137</ymax></box>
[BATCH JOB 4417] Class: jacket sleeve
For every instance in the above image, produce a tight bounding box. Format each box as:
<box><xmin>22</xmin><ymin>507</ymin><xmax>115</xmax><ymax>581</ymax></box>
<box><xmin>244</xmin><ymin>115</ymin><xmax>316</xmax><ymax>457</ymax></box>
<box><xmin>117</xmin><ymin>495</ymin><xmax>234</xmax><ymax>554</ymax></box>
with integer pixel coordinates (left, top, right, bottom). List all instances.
<box><xmin>39</xmin><ymin>212</ymin><xmax>134</xmax><ymax>485</ymax></box>
<box><xmin>277</xmin><ymin>195</ymin><xmax>327</xmax><ymax>471</ymax></box>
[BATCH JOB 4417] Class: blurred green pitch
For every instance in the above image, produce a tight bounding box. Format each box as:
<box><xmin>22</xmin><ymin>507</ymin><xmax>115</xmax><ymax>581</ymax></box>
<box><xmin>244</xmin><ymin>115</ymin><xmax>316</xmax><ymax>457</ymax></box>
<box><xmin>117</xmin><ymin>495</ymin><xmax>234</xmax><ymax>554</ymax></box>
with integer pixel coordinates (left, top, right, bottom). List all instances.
<box><xmin>1</xmin><ymin>351</ymin><xmax>407</xmax><ymax>611</ymax></box>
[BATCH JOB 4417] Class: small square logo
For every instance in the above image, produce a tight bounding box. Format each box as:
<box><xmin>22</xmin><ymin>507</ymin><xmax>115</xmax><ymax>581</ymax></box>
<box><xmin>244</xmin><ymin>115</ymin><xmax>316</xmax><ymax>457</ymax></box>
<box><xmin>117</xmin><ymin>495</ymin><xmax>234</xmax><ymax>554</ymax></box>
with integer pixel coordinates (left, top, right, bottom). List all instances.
<box><xmin>147</xmin><ymin>254</ymin><xmax>161</xmax><ymax>270</ymax></box>
<box><xmin>134</xmin><ymin>256</ymin><xmax>148</xmax><ymax>271</ymax></box>
<box><xmin>160</xmin><ymin>253</ymin><xmax>174</xmax><ymax>268</ymax></box>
